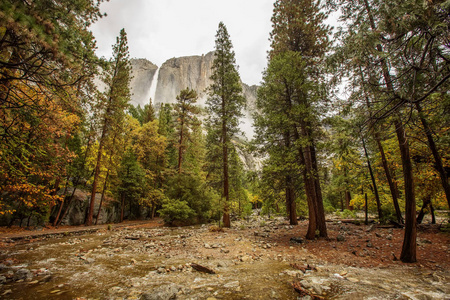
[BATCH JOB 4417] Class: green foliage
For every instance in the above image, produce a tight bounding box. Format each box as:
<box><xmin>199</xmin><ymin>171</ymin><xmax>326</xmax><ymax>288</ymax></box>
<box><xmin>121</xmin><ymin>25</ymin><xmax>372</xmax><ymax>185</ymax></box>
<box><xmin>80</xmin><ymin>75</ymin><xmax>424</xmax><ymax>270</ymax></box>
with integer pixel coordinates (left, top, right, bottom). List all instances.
<box><xmin>117</xmin><ymin>150</ymin><xmax>145</xmax><ymax>207</ymax></box>
<box><xmin>128</xmin><ymin>104</ymin><xmax>155</xmax><ymax>125</ymax></box>
<box><xmin>163</xmin><ymin>173</ymin><xmax>216</xmax><ymax>223</ymax></box>
<box><xmin>337</xmin><ymin>209</ymin><xmax>356</xmax><ymax>219</ymax></box>
<box><xmin>173</xmin><ymin>88</ymin><xmax>201</xmax><ymax>173</ymax></box>
<box><xmin>159</xmin><ymin>200</ymin><xmax>195</xmax><ymax>225</ymax></box>
<box><xmin>206</xmin><ymin>22</ymin><xmax>247</xmax><ymax>226</ymax></box>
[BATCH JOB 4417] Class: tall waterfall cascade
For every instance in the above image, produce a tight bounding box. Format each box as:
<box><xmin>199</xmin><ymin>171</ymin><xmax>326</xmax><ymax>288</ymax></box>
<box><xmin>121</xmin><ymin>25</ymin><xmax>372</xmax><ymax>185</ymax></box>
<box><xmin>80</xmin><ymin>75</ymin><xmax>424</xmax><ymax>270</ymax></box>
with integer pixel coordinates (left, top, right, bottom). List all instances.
<box><xmin>149</xmin><ymin>67</ymin><xmax>160</xmax><ymax>106</ymax></box>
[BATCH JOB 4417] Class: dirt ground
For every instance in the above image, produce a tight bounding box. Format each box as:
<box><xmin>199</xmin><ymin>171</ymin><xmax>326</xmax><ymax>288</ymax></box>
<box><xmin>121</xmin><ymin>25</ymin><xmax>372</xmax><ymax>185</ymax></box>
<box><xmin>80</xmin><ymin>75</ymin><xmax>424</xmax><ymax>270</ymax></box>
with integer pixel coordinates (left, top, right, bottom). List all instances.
<box><xmin>1</xmin><ymin>217</ymin><xmax>448</xmax><ymax>270</ymax></box>
<box><xmin>0</xmin><ymin>216</ymin><xmax>449</xmax><ymax>299</ymax></box>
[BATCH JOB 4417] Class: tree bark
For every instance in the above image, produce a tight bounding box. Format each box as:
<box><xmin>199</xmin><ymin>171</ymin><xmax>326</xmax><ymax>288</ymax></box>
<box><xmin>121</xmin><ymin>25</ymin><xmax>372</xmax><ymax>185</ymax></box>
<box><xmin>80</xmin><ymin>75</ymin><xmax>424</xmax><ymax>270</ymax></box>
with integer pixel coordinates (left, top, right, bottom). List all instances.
<box><xmin>95</xmin><ymin>168</ymin><xmax>110</xmax><ymax>225</ymax></box>
<box><xmin>285</xmin><ymin>129</ymin><xmax>298</xmax><ymax>226</ymax></box>
<box><xmin>310</xmin><ymin>144</ymin><xmax>327</xmax><ymax>237</ymax></box>
<box><xmin>416</xmin><ymin>196</ymin><xmax>431</xmax><ymax>225</ymax></box>
<box><xmin>178</xmin><ymin>114</ymin><xmax>184</xmax><ymax>174</ymax></box>
<box><xmin>374</xmin><ymin>134</ymin><xmax>403</xmax><ymax>223</ymax></box>
<box><xmin>362</xmin><ymin>0</ymin><xmax>416</xmax><ymax>262</ymax></box>
<box><xmin>415</xmin><ymin>102</ymin><xmax>450</xmax><ymax>209</ymax></box>
<box><xmin>361</xmin><ymin>135</ymin><xmax>383</xmax><ymax>220</ymax></box>
<box><xmin>365</xmin><ymin>193</ymin><xmax>369</xmax><ymax>225</ymax></box>
<box><xmin>395</xmin><ymin>119</ymin><xmax>417</xmax><ymax>263</ymax></box>
<box><xmin>222</xmin><ymin>96</ymin><xmax>230</xmax><ymax>228</ymax></box>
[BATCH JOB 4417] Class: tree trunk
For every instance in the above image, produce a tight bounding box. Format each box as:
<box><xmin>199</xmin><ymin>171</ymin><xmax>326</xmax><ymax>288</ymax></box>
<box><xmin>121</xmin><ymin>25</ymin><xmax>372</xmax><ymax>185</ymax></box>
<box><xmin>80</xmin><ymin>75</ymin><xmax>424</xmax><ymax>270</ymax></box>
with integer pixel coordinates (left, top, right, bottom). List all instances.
<box><xmin>345</xmin><ymin>191</ymin><xmax>352</xmax><ymax>210</ymax></box>
<box><xmin>286</xmin><ymin>175</ymin><xmax>298</xmax><ymax>225</ymax></box>
<box><xmin>362</xmin><ymin>135</ymin><xmax>383</xmax><ymax>220</ymax></box>
<box><xmin>95</xmin><ymin>169</ymin><xmax>110</xmax><ymax>225</ymax></box>
<box><xmin>178</xmin><ymin>117</ymin><xmax>184</xmax><ymax>174</ymax></box>
<box><xmin>365</xmin><ymin>193</ymin><xmax>369</xmax><ymax>225</ymax></box>
<box><xmin>86</xmin><ymin>123</ymin><xmax>107</xmax><ymax>225</ymax></box>
<box><xmin>285</xmin><ymin>129</ymin><xmax>298</xmax><ymax>226</ymax></box>
<box><xmin>362</xmin><ymin>0</ymin><xmax>416</xmax><ymax>262</ymax></box>
<box><xmin>430</xmin><ymin>202</ymin><xmax>436</xmax><ymax>224</ymax></box>
<box><xmin>310</xmin><ymin>144</ymin><xmax>327</xmax><ymax>237</ymax></box>
<box><xmin>360</xmin><ymin>66</ymin><xmax>403</xmax><ymax>224</ymax></box>
<box><xmin>416</xmin><ymin>196</ymin><xmax>431</xmax><ymax>225</ymax></box>
<box><xmin>395</xmin><ymin>119</ymin><xmax>417</xmax><ymax>263</ymax></box>
<box><xmin>53</xmin><ymin>177</ymin><xmax>70</xmax><ymax>226</ymax></box>
<box><xmin>374</xmin><ymin>135</ymin><xmax>403</xmax><ymax>223</ymax></box>
<box><xmin>222</xmin><ymin>108</ymin><xmax>230</xmax><ymax>228</ymax></box>
<box><xmin>415</xmin><ymin>102</ymin><xmax>450</xmax><ymax>209</ymax></box>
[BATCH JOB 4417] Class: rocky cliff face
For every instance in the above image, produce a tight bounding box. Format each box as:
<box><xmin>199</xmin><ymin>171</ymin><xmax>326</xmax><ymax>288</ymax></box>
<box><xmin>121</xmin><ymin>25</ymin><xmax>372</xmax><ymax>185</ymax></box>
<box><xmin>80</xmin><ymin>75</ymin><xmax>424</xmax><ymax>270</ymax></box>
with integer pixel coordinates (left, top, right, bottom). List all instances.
<box><xmin>129</xmin><ymin>58</ymin><xmax>158</xmax><ymax>107</ymax></box>
<box><xmin>129</xmin><ymin>52</ymin><xmax>258</xmax><ymax>138</ymax></box>
<box><xmin>154</xmin><ymin>52</ymin><xmax>215</xmax><ymax>109</ymax></box>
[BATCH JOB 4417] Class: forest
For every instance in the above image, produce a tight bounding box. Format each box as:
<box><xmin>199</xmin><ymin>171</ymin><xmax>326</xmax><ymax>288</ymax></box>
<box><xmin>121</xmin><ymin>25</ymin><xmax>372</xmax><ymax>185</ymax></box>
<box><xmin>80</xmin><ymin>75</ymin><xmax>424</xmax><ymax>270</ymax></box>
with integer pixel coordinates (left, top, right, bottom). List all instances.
<box><xmin>1</xmin><ymin>0</ymin><xmax>449</xmax><ymax>269</ymax></box>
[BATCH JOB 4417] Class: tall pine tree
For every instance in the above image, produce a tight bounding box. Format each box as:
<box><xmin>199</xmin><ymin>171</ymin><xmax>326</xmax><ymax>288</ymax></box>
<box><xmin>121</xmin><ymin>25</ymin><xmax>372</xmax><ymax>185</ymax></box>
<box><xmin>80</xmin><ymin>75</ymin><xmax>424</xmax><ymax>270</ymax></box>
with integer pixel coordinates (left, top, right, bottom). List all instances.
<box><xmin>256</xmin><ymin>0</ymin><xmax>330</xmax><ymax>236</ymax></box>
<box><xmin>174</xmin><ymin>88</ymin><xmax>200</xmax><ymax>174</ymax></box>
<box><xmin>86</xmin><ymin>28</ymin><xmax>132</xmax><ymax>226</ymax></box>
<box><xmin>206</xmin><ymin>22</ymin><xmax>246</xmax><ymax>228</ymax></box>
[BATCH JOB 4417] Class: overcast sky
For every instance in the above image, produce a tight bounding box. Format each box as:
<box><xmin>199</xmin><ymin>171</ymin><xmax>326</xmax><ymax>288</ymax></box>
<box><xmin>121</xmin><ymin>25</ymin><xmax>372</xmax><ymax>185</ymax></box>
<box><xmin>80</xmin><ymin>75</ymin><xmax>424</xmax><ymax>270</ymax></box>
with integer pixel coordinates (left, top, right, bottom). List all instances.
<box><xmin>89</xmin><ymin>0</ymin><xmax>275</xmax><ymax>86</ymax></box>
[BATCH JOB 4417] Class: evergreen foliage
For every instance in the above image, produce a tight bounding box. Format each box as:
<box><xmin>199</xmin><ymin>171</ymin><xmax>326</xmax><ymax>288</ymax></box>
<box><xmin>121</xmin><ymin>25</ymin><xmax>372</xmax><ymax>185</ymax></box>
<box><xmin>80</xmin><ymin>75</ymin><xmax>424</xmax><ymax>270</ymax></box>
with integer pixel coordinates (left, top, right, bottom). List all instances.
<box><xmin>206</xmin><ymin>22</ymin><xmax>247</xmax><ymax>228</ymax></box>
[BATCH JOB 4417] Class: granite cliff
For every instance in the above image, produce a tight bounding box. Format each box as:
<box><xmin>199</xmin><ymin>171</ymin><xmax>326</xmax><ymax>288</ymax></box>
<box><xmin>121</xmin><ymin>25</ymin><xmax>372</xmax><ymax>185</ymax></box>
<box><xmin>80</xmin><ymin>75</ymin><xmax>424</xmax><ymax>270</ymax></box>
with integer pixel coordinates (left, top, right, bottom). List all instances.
<box><xmin>129</xmin><ymin>52</ymin><xmax>258</xmax><ymax>138</ymax></box>
<box><xmin>129</xmin><ymin>59</ymin><xmax>158</xmax><ymax>107</ymax></box>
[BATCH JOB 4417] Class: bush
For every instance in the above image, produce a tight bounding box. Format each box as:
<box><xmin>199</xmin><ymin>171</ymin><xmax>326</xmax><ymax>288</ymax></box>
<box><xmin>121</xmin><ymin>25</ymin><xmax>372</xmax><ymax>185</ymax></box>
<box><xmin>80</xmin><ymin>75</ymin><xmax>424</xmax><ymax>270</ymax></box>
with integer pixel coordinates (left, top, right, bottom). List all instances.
<box><xmin>158</xmin><ymin>200</ymin><xmax>195</xmax><ymax>225</ymax></box>
<box><xmin>163</xmin><ymin>173</ymin><xmax>216</xmax><ymax>223</ymax></box>
<box><xmin>339</xmin><ymin>209</ymin><xmax>356</xmax><ymax>219</ymax></box>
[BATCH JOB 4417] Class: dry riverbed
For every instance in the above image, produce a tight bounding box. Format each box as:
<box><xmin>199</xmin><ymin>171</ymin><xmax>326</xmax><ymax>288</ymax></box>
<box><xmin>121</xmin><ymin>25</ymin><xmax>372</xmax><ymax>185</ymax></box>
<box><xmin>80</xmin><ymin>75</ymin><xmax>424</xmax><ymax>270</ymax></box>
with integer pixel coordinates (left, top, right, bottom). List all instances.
<box><xmin>0</xmin><ymin>216</ymin><xmax>449</xmax><ymax>299</ymax></box>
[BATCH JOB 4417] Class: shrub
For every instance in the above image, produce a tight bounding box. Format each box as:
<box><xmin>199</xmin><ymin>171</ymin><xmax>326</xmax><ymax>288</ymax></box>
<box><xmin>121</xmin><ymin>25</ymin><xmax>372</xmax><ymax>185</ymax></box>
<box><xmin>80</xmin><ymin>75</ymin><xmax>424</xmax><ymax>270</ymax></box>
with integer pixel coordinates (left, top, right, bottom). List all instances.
<box><xmin>158</xmin><ymin>200</ymin><xmax>195</xmax><ymax>225</ymax></box>
<box><xmin>163</xmin><ymin>173</ymin><xmax>216</xmax><ymax>223</ymax></box>
<box><xmin>339</xmin><ymin>209</ymin><xmax>356</xmax><ymax>219</ymax></box>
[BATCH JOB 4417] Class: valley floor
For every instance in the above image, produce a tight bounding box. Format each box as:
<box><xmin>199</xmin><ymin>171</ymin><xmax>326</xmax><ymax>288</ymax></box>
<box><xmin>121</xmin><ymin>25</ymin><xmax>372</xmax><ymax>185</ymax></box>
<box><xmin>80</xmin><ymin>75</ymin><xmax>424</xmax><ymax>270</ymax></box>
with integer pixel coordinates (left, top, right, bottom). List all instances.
<box><xmin>0</xmin><ymin>216</ymin><xmax>449</xmax><ymax>299</ymax></box>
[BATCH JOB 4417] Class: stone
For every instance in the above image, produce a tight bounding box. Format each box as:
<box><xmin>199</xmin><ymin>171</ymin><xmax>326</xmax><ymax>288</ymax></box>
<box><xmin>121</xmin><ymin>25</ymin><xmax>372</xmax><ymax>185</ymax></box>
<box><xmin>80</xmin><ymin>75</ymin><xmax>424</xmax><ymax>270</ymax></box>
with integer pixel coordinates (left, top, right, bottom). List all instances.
<box><xmin>336</xmin><ymin>235</ymin><xmax>345</xmax><ymax>242</ymax></box>
<box><xmin>0</xmin><ymin>275</ymin><xmax>6</xmax><ymax>283</ymax></box>
<box><xmin>240</xmin><ymin>255</ymin><xmax>252</xmax><ymax>262</ymax></box>
<box><xmin>290</xmin><ymin>237</ymin><xmax>304</xmax><ymax>244</ymax></box>
<box><xmin>141</xmin><ymin>283</ymin><xmax>181</xmax><ymax>300</ymax></box>
<box><xmin>14</xmin><ymin>268</ymin><xmax>32</xmax><ymax>281</ymax></box>
<box><xmin>224</xmin><ymin>281</ymin><xmax>240</xmax><ymax>289</ymax></box>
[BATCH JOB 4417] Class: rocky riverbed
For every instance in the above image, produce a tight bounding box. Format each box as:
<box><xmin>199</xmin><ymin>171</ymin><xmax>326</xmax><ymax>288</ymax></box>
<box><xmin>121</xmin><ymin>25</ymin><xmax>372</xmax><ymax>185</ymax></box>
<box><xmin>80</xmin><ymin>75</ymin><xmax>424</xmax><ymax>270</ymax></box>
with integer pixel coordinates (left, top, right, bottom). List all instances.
<box><xmin>0</xmin><ymin>216</ymin><xmax>449</xmax><ymax>299</ymax></box>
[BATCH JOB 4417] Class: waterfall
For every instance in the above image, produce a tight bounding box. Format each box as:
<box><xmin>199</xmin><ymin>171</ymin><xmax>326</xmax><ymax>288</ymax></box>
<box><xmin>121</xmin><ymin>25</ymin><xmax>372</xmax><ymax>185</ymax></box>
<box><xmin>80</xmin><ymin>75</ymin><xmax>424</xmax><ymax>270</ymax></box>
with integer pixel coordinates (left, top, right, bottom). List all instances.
<box><xmin>148</xmin><ymin>67</ymin><xmax>160</xmax><ymax>105</ymax></box>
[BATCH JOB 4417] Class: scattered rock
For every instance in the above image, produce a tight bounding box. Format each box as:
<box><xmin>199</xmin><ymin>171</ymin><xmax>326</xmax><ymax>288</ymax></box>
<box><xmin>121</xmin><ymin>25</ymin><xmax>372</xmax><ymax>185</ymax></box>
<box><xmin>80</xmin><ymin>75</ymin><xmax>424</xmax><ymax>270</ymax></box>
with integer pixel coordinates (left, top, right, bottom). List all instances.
<box><xmin>240</xmin><ymin>255</ymin><xmax>252</xmax><ymax>262</ymax></box>
<box><xmin>224</xmin><ymin>281</ymin><xmax>240</xmax><ymax>289</ymax></box>
<box><xmin>14</xmin><ymin>268</ymin><xmax>32</xmax><ymax>281</ymax></box>
<box><xmin>290</xmin><ymin>237</ymin><xmax>304</xmax><ymax>244</ymax></box>
<box><xmin>336</xmin><ymin>235</ymin><xmax>345</xmax><ymax>242</ymax></box>
<box><xmin>141</xmin><ymin>283</ymin><xmax>181</xmax><ymax>300</ymax></box>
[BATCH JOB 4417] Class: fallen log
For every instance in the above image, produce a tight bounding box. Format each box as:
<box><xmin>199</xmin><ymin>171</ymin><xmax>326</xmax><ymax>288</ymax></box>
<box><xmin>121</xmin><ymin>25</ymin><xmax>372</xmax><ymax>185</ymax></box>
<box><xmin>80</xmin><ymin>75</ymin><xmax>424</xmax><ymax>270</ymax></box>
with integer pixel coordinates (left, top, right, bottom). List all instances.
<box><xmin>191</xmin><ymin>263</ymin><xmax>215</xmax><ymax>274</ymax></box>
<box><xmin>125</xmin><ymin>236</ymin><xmax>140</xmax><ymax>240</ymax></box>
<box><xmin>326</xmin><ymin>219</ymin><xmax>375</xmax><ymax>224</ymax></box>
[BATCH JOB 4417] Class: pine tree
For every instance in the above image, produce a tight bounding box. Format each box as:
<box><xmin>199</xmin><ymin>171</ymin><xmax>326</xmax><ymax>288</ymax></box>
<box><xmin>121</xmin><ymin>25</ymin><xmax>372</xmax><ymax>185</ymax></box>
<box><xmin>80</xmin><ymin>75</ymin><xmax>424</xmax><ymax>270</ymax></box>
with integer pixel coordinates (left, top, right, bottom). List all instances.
<box><xmin>256</xmin><ymin>0</ymin><xmax>330</xmax><ymax>236</ymax></box>
<box><xmin>86</xmin><ymin>28</ymin><xmax>132</xmax><ymax>226</ymax></box>
<box><xmin>174</xmin><ymin>88</ymin><xmax>200</xmax><ymax>173</ymax></box>
<box><xmin>206</xmin><ymin>22</ymin><xmax>246</xmax><ymax>228</ymax></box>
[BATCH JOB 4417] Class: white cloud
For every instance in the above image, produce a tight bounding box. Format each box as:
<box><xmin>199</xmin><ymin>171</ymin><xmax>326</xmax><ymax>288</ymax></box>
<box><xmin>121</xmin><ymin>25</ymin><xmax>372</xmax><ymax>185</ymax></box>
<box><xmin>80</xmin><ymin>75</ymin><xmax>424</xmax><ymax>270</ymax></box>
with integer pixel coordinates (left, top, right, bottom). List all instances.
<box><xmin>90</xmin><ymin>0</ymin><xmax>274</xmax><ymax>85</ymax></box>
